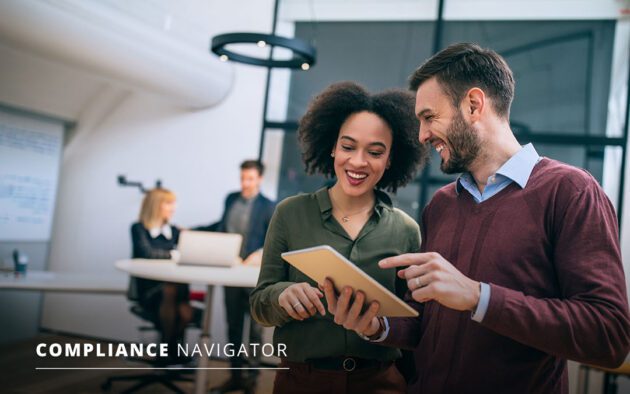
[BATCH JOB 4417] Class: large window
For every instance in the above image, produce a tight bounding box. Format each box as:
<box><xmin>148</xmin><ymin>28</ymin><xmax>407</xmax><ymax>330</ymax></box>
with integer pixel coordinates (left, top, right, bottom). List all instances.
<box><xmin>262</xmin><ymin>19</ymin><xmax>624</xmax><ymax>223</ymax></box>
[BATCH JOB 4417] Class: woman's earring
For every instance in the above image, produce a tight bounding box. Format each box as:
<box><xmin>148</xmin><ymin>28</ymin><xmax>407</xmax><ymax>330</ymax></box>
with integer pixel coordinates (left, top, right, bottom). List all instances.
<box><xmin>331</xmin><ymin>152</ymin><xmax>335</xmax><ymax>158</ymax></box>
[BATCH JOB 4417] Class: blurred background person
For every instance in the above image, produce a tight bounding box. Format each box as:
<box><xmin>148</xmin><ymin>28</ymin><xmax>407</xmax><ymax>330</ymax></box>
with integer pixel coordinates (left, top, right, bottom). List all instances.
<box><xmin>130</xmin><ymin>188</ymin><xmax>193</xmax><ymax>364</ymax></box>
<box><xmin>198</xmin><ymin>160</ymin><xmax>276</xmax><ymax>394</ymax></box>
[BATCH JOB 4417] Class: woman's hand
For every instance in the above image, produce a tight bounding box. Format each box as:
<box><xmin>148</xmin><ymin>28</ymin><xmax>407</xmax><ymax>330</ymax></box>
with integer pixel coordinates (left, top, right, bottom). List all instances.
<box><xmin>278</xmin><ymin>283</ymin><xmax>326</xmax><ymax>321</ymax></box>
<box><xmin>322</xmin><ymin>279</ymin><xmax>381</xmax><ymax>337</ymax></box>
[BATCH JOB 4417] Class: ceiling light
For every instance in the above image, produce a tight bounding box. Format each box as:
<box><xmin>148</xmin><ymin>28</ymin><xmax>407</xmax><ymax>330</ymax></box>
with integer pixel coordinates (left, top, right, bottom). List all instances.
<box><xmin>211</xmin><ymin>32</ymin><xmax>316</xmax><ymax>69</ymax></box>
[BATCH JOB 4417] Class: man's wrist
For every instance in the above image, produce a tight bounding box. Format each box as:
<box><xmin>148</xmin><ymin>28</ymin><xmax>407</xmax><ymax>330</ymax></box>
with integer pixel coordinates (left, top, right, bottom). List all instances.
<box><xmin>471</xmin><ymin>282</ymin><xmax>491</xmax><ymax>323</ymax></box>
<box><xmin>469</xmin><ymin>281</ymin><xmax>481</xmax><ymax>311</ymax></box>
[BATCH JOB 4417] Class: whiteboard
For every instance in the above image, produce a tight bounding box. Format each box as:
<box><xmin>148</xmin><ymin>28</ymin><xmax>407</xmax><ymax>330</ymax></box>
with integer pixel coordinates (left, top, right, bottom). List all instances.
<box><xmin>0</xmin><ymin>109</ymin><xmax>64</xmax><ymax>241</ymax></box>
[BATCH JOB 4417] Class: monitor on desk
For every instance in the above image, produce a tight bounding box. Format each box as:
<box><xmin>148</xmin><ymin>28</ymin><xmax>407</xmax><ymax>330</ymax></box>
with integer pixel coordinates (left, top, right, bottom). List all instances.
<box><xmin>177</xmin><ymin>231</ymin><xmax>242</xmax><ymax>267</ymax></box>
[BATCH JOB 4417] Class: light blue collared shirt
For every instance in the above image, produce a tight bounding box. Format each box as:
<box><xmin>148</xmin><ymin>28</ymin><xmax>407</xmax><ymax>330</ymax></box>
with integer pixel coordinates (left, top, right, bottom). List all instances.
<box><xmin>371</xmin><ymin>144</ymin><xmax>541</xmax><ymax>342</ymax></box>
<box><xmin>456</xmin><ymin>143</ymin><xmax>541</xmax><ymax>203</ymax></box>
<box><xmin>458</xmin><ymin>143</ymin><xmax>541</xmax><ymax>322</ymax></box>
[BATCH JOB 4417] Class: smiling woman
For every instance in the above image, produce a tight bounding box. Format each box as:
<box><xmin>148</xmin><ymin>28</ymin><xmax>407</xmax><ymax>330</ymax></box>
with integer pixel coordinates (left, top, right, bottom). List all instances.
<box><xmin>250</xmin><ymin>81</ymin><xmax>430</xmax><ymax>394</ymax></box>
<box><xmin>298</xmin><ymin>82</ymin><xmax>427</xmax><ymax>193</ymax></box>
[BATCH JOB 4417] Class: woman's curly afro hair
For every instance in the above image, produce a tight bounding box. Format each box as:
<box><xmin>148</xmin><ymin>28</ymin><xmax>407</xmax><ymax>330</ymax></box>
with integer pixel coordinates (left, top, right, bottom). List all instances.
<box><xmin>298</xmin><ymin>81</ymin><xmax>428</xmax><ymax>193</ymax></box>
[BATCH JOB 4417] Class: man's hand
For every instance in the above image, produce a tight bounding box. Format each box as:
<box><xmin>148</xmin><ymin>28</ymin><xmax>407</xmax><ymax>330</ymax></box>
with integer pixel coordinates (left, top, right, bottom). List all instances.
<box><xmin>379</xmin><ymin>252</ymin><xmax>480</xmax><ymax>311</ymax></box>
<box><xmin>278</xmin><ymin>283</ymin><xmax>326</xmax><ymax>321</ymax></box>
<box><xmin>243</xmin><ymin>250</ymin><xmax>263</xmax><ymax>266</ymax></box>
<box><xmin>322</xmin><ymin>279</ymin><xmax>381</xmax><ymax>337</ymax></box>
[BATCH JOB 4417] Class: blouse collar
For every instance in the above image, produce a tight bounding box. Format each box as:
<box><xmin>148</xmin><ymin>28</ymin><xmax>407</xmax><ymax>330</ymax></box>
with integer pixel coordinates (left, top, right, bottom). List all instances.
<box><xmin>148</xmin><ymin>224</ymin><xmax>172</xmax><ymax>240</ymax></box>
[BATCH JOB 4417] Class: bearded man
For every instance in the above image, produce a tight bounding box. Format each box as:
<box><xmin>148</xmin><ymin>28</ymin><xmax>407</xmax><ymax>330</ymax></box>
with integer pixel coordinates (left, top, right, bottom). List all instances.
<box><xmin>324</xmin><ymin>42</ymin><xmax>630</xmax><ymax>393</ymax></box>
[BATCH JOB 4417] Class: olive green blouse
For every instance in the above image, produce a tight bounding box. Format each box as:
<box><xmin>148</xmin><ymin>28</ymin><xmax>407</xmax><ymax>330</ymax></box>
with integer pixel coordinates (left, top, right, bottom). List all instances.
<box><xmin>250</xmin><ymin>187</ymin><xmax>421</xmax><ymax>362</ymax></box>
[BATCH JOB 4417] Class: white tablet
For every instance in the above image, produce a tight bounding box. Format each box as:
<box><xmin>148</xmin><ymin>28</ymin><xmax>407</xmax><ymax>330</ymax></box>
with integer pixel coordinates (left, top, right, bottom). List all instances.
<box><xmin>281</xmin><ymin>245</ymin><xmax>418</xmax><ymax>317</ymax></box>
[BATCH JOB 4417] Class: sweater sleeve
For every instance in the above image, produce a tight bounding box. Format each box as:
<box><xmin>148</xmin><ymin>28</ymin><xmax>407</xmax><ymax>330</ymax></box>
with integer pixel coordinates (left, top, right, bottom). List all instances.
<box><xmin>380</xmin><ymin>298</ymin><xmax>425</xmax><ymax>350</ymax></box>
<box><xmin>131</xmin><ymin>223</ymin><xmax>172</xmax><ymax>259</ymax></box>
<box><xmin>249</xmin><ymin>204</ymin><xmax>294</xmax><ymax>327</ymax></box>
<box><xmin>192</xmin><ymin>221</ymin><xmax>221</xmax><ymax>232</ymax></box>
<box><xmin>480</xmin><ymin>180</ymin><xmax>630</xmax><ymax>368</ymax></box>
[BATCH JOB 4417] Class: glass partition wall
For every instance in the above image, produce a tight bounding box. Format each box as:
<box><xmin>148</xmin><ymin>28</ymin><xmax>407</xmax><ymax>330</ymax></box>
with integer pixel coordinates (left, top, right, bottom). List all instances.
<box><xmin>259</xmin><ymin>1</ymin><xmax>627</xmax><ymax>224</ymax></box>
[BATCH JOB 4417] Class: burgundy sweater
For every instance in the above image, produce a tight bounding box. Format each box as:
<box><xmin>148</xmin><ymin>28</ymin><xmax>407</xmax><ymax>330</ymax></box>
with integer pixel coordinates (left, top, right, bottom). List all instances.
<box><xmin>384</xmin><ymin>158</ymin><xmax>630</xmax><ymax>393</ymax></box>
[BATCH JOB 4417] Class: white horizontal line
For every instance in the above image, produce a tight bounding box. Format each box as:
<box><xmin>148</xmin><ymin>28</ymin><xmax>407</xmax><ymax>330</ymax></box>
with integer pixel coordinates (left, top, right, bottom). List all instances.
<box><xmin>36</xmin><ymin>367</ymin><xmax>289</xmax><ymax>370</ymax></box>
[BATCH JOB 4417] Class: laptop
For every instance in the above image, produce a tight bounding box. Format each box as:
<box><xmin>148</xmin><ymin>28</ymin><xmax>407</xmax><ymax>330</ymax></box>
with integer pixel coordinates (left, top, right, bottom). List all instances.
<box><xmin>176</xmin><ymin>230</ymin><xmax>243</xmax><ymax>267</ymax></box>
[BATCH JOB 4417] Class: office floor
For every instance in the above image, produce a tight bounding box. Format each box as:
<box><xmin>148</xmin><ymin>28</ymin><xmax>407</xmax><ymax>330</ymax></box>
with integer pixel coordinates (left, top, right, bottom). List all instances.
<box><xmin>0</xmin><ymin>334</ymin><xmax>275</xmax><ymax>393</ymax></box>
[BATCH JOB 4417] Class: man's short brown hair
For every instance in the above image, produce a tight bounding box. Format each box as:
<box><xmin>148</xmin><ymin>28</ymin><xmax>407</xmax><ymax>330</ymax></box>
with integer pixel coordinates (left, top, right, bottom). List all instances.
<box><xmin>409</xmin><ymin>42</ymin><xmax>515</xmax><ymax>119</ymax></box>
<box><xmin>240</xmin><ymin>160</ymin><xmax>264</xmax><ymax>176</ymax></box>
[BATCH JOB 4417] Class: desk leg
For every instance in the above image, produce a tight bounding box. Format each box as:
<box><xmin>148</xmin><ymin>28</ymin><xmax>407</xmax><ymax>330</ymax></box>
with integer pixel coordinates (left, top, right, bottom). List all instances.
<box><xmin>603</xmin><ymin>372</ymin><xmax>617</xmax><ymax>394</ymax></box>
<box><xmin>194</xmin><ymin>285</ymin><xmax>214</xmax><ymax>394</ymax></box>
<box><xmin>577</xmin><ymin>365</ymin><xmax>589</xmax><ymax>394</ymax></box>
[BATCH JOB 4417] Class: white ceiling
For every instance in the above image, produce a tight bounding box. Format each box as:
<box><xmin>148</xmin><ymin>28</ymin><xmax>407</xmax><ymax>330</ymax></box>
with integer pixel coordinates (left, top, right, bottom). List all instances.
<box><xmin>0</xmin><ymin>0</ymin><xmax>232</xmax><ymax>120</ymax></box>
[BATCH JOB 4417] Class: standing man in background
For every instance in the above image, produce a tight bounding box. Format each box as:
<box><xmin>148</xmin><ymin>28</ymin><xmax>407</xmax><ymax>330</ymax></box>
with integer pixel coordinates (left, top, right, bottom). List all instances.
<box><xmin>325</xmin><ymin>43</ymin><xmax>630</xmax><ymax>393</ymax></box>
<box><xmin>200</xmin><ymin>160</ymin><xmax>275</xmax><ymax>394</ymax></box>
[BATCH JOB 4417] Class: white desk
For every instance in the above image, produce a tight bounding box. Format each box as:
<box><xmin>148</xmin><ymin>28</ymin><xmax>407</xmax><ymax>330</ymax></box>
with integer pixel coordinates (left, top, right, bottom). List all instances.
<box><xmin>114</xmin><ymin>259</ymin><xmax>259</xmax><ymax>287</ymax></box>
<box><xmin>115</xmin><ymin>259</ymin><xmax>260</xmax><ymax>394</ymax></box>
<box><xmin>0</xmin><ymin>270</ymin><xmax>127</xmax><ymax>294</ymax></box>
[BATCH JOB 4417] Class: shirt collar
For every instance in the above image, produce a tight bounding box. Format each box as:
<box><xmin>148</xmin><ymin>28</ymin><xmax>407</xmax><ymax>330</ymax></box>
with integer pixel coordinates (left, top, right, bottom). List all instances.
<box><xmin>456</xmin><ymin>143</ymin><xmax>541</xmax><ymax>194</ymax></box>
<box><xmin>315</xmin><ymin>187</ymin><xmax>393</xmax><ymax>219</ymax></box>
<box><xmin>149</xmin><ymin>224</ymin><xmax>172</xmax><ymax>240</ymax></box>
<box><xmin>239</xmin><ymin>192</ymin><xmax>259</xmax><ymax>202</ymax></box>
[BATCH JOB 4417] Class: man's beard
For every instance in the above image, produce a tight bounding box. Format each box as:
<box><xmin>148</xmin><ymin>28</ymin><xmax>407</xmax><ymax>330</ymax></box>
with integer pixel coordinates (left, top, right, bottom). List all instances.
<box><xmin>440</xmin><ymin>111</ymin><xmax>482</xmax><ymax>174</ymax></box>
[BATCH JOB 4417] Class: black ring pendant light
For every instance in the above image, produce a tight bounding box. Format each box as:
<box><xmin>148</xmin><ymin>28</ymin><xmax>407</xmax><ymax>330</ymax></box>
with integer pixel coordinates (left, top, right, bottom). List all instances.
<box><xmin>211</xmin><ymin>32</ymin><xmax>316</xmax><ymax>70</ymax></box>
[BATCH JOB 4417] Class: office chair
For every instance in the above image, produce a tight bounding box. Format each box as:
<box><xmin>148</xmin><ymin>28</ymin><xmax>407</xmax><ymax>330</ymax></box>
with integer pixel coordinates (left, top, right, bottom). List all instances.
<box><xmin>101</xmin><ymin>280</ymin><xmax>202</xmax><ymax>394</ymax></box>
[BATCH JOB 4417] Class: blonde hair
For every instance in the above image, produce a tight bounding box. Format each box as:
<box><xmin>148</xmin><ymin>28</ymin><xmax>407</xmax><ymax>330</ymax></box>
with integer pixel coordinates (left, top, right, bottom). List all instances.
<box><xmin>139</xmin><ymin>188</ymin><xmax>176</xmax><ymax>229</ymax></box>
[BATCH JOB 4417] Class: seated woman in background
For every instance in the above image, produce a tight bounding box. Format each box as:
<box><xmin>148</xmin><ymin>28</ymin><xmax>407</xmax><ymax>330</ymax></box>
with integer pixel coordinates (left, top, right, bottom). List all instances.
<box><xmin>250</xmin><ymin>81</ymin><xmax>428</xmax><ymax>394</ymax></box>
<box><xmin>130</xmin><ymin>188</ymin><xmax>192</xmax><ymax>361</ymax></box>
